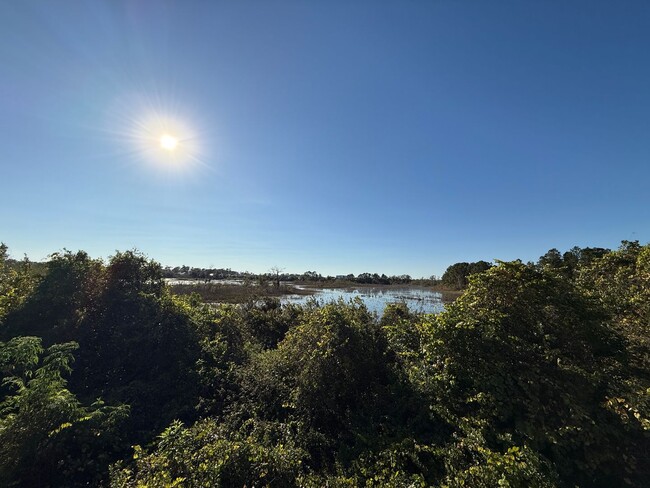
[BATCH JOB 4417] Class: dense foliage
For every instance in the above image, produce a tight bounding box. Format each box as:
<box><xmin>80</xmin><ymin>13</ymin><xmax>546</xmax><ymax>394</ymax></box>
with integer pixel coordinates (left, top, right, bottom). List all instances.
<box><xmin>0</xmin><ymin>242</ymin><xmax>647</xmax><ymax>486</ymax></box>
<box><xmin>441</xmin><ymin>260</ymin><xmax>492</xmax><ymax>290</ymax></box>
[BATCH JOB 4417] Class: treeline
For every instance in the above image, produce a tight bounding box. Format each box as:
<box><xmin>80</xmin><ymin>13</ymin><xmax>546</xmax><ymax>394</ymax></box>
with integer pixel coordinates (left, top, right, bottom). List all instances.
<box><xmin>0</xmin><ymin>241</ymin><xmax>648</xmax><ymax>487</ymax></box>
<box><xmin>536</xmin><ymin>246</ymin><xmax>610</xmax><ymax>277</ymax></box>
<box><xmin>163</xmin><ymin>266</ymin><xmax>427</xmax><ymax>286</ymax></box>
<box><xmin>439</xmin><ymin>246</ymin><xmax>613</xmax><ymax>290</ymax></box>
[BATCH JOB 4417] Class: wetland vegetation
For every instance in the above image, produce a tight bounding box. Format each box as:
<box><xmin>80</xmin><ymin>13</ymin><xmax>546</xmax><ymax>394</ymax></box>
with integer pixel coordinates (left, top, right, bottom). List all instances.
<box><xmin>0</xmin><ymin>241</ymin><xmax>648</xmax><ymax>486</ymax></box>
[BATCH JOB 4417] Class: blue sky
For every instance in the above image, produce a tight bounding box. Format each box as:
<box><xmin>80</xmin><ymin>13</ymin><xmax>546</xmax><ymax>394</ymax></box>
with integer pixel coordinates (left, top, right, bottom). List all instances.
<box><xmin>1</xmin><ymin>1</ymin><xmax>649</xmax><ymax>277</ymax></box>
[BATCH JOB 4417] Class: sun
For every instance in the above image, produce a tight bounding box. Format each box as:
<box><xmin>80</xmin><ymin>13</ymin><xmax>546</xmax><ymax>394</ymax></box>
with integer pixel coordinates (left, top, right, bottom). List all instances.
<box><xmin>160</xmin><ymin>134</ymin><xmax>179</xmax><ymax>151</ymax></box>
<box><xmin>109</xmin><ymin>92</ymin><xmax>208</xmax><ymax>176</ymax></box>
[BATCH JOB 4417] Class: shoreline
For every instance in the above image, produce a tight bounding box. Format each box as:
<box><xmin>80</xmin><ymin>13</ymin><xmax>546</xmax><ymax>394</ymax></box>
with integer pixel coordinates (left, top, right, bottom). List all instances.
<box><xmin>169</xmin><ymin>279</ymin><xmax>463</xmax><ymax>305</ymax></box>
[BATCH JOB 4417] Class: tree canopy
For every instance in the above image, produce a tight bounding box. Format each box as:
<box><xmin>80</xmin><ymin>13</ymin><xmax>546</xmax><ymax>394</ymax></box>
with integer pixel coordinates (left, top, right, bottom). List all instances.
<box><xmin>0</xmin><ymin>242</ymin><xmax>648</xmax><ymax>486</ymax></box>
<box><xmin>441</xmin><ymin>260</ymin><xmax>492</xmax><ymax>289</ymax></box>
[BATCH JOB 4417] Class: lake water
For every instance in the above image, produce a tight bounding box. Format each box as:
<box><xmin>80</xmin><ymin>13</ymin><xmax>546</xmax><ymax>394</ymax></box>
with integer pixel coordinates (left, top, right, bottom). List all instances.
<box><xmin>282</xmin><ymin>286</ymin><xmax>445</xmax><ymax>315</ymax></box>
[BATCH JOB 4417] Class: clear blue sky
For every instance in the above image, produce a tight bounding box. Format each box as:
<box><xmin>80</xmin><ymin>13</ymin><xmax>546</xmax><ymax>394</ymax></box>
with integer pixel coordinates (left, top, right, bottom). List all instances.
<box><xmin>1</xmin><ymin>1</ymin><xmax>649</xmax><ymax>277</ymax></box>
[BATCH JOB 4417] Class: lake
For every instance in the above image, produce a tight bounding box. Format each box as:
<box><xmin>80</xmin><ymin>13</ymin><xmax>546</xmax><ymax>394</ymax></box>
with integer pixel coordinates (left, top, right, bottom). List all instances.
<box><xmin>282</xmin><ymin>286</ymin><xmax>445</xmax><ymax>315</ymax></box>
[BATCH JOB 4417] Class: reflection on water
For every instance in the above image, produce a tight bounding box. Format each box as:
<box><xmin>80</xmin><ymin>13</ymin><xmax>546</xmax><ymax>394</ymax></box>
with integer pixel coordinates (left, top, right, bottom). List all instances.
<box><xmin>282</xmin><ymin>287</ymin><xmax>444</xmax><ymax>315</ymax></box>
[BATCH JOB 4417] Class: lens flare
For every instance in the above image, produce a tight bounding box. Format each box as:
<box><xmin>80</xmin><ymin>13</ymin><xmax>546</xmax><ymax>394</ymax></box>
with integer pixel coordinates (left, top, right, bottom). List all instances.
<box><xmin>105</xmin><ymin>89</ymin><xmax>211</xmax><ymax>179</ymax></box>
<box><xmin>160</xmin><ymin>134</ymin><xmax>178</xmax><ymax>151</ymax></box>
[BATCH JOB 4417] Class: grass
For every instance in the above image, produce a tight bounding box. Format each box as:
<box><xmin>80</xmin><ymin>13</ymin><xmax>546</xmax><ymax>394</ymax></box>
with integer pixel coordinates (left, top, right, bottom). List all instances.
<box><xmin>297</xmin><ymin>280</ymin><xmax>464</xmax><ymax>303</ymax></box>
<box><xmin>169</xmin><ymin>281</ymin><xmax>313</xmax><ymax>304</ymax></box>
<box><xmin>169</xmin><ymin>280</ymin><xmax>464</xmax><ymax>305</ymax></box>
<box><xmin>430</xmin><ymin>285</ymin><xmax>464</xmax><ymax>303</ymax></box>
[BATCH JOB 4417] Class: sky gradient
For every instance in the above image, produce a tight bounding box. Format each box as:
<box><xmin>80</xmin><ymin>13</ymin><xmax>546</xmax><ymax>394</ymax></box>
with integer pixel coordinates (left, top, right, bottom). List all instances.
<box><xmin>1</xmin><ymin>1</ymin><xmax>649</xmax><ymax>277</ymax></box>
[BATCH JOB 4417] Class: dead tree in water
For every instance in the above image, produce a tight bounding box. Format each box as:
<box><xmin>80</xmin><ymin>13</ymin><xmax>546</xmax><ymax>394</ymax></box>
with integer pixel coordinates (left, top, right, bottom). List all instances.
<box><xmin>269</xmin><ymin>266</ymin><xmax>284</xmax><ymax>288</ymax></box>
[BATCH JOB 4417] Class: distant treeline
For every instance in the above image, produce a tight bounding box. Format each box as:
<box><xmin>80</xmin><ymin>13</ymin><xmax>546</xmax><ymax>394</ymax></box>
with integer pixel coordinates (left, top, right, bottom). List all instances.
<box><xmin>162</xmin><ymin>246</ymin><xmax>613</xmax><ymax>291</ymax></box>
<box><xmin>162</xmin><ymin>265</ymin><xmax>429</xmax><ymax>285</ymax></box>
<box><xmin>6</xmin><ymin>258</ymin><xmax>426</xmax><ymax>286</ymax></box>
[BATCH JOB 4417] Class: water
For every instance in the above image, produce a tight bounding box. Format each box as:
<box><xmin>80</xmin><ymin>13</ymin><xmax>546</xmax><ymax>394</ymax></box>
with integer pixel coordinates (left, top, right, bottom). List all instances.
<box><xmin>282</xmin><ymin>286</ymin><xmax>445</xmax><ymax>315</ymax></box>
<box><xmin>165</xmin><ymin>278</ymin><xmax>244</xmax><ymax>286</ymax></box>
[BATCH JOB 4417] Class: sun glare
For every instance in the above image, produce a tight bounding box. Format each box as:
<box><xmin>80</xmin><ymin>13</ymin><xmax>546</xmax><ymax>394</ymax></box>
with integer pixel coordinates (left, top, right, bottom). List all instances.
<box><xmin>160</xmin><ymin>134</ymin><xmax>179</xmax><ymax>151</ymax></box>
<box><xmin>107</xmin><ymin>91</ymin><xmax>210</xmax><ymax>178</ymax></box>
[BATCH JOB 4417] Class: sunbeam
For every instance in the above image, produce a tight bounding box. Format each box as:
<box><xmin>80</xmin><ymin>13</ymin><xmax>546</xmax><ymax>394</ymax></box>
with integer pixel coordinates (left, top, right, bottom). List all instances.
<box><xmin>104</xmin><ymin>88</ymin><xmax>211</xmax><ymax>179</ymax></box>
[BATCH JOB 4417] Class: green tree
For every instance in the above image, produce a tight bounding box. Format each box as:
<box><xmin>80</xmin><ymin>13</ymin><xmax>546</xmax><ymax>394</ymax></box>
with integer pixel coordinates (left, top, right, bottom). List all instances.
<box><xmin>421</xmin><ymin>261</ymin><xmax>646</xmax><ymax>486</ymax></box>
<box><xmin>110</xmin><ymin>418</ymin><xmax>307</xmax><ymax>488</ymax></box>
<box><xmin>3</xmin><ymin>250</ymin><xmax>206</xmax><ymax>442</ymax></box>
<box><xmin>0</xmin><ymin>336</ymin><xmax>127</xmax><ymax>487</ymax></box>
<box><xmin>1</xmin><ymin>250</ymin><xmax>104</xmax><ymax>344</ymax></box>
<box><xmin>0</xmin><ymin>244</ymin><xmax>36</xmax><ymax>326</ymax></box>
<box><xmin>441</xmin><ymin>260</ymin><xmax>492</xmax><ymax>290</ymax></box>
<box><xmin>578</xmin><ymin>241</ymin><xmax>650</xmax><ymax>435</ymax></box>
<box><xmin>537</xmin><ymin>248</ymin><xmax>564</xmax><ymax>269</ymax></box>
<box><xmin>233</xmin><ymin>299</ymin><xmax>429</xmax><ymax>469</ymax></box>
<box><xmin>539</xmin><ymin>246</ymin><xmax>610</xmax><ymax>279</ymax></box>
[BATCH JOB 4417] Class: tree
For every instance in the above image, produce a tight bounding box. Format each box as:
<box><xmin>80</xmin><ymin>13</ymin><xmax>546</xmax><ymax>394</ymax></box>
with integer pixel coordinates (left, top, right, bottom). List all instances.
<box><xmin>421</xmin><ymin>261</ymin><xmax>647</xmax><ymax>486</ymax></box>
<box><xmin>441</xmin><ymin>261</ymin><xmax>492</xmax><ymax>290</ymax></box>
<box><xmin>577</xmin><ymin>241</ymin><xmax>650</xmax><ymax>435</ymax></box>
<box><xmin>0</xmin><ymin>336</ymin><xmax>128</xmax><ymax>486</ymax></box>
<box><xmin>110</xmin><ymin>418</ymin><xmax>307</xmax><ymax>488</ymax></box>
<box><xmin>1</xmin><ymin>250</ymin><xmax>104</xmax><ymax>344</ymax></box>
<box><xmin>537</xmin><ymin>248</ymin><xmax>563</xmax><ymax>269</ymax></box>
<box><xmin>233</xmin><ymin>299</ymin><xmax>425</xmax><ymax>469</ymax></box>
<box><xmin>269</xmin><ymin>266</ymin><xmax>284</xmax><ymax>288</ymax></box>
<box><xmin>0</xmin><ymin>244</ymin><xmax>36</xmax><ymax>327</ymax></box>
<box><xmin>2</xmin><ymin>250</ymin><xmax>206</xmax><ymax>443</ymax></box>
